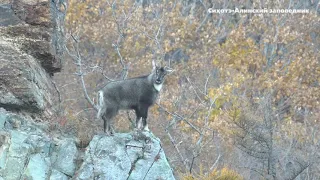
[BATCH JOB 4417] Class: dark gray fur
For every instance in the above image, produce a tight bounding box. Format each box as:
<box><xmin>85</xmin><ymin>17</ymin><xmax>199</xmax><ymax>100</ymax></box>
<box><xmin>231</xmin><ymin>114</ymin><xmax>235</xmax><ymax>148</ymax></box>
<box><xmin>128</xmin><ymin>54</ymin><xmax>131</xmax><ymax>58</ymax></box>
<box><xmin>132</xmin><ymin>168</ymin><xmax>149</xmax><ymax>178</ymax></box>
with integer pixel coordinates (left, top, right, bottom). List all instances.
<box><xmin>97</xmin><ymin>62</ymin><xmax>172</xmax><ymax>134</ymax></box>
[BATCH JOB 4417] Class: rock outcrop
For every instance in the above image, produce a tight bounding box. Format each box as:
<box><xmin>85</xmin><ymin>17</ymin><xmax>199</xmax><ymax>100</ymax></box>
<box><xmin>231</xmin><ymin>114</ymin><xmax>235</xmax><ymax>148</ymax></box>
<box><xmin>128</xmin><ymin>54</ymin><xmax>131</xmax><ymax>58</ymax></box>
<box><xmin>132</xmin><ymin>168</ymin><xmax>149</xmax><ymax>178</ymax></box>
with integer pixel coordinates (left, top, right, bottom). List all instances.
<box><xmin>0</xmin><ymin>108</ymin><xmax>77</xmax><ymax>180</ymax></box>
<box><xmin>0</xmin><ymin>108</ymin><xmax>175</xmax><ymax>180</ymax></box>
<box><xmin>0</xmin><ymin>0</ymin><xmax>65</xmax><ymax>114</ymax></box>
<box><xmin>0</xmin><ymin>0</ymin><xmax>175</xmax><ymax>179</ymax></box>
<box><xmin>76</xmin><ymin>132</ymin><xmax>175</xmax><ymax>180</ymax></box>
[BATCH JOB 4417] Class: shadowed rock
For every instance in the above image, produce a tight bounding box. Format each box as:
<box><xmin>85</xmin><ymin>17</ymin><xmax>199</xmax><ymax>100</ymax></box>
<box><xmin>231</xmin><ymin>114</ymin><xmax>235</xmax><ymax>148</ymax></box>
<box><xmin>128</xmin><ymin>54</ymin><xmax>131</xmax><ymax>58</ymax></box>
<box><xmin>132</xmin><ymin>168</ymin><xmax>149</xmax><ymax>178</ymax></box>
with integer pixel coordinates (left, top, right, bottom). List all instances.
<box><xmin>0</xmin><ymin>0</ymin><xmax>66</xmax><ymax>113</ymax></box>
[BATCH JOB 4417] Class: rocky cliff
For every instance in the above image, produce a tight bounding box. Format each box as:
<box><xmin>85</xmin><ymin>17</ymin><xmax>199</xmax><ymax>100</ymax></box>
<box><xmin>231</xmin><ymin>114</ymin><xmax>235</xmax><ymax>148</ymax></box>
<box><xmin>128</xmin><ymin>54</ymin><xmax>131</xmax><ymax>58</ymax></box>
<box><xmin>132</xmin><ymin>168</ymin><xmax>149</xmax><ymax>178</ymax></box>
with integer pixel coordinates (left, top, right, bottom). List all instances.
<box><xmin>0</xmin><ymin>0</ymin><xmax>175</xmax><ymax>179</ymax></box>
<box><xmin>0</xmin><ymin>0</ymin><xmax>64</xmax><ymax>114</ymax></box>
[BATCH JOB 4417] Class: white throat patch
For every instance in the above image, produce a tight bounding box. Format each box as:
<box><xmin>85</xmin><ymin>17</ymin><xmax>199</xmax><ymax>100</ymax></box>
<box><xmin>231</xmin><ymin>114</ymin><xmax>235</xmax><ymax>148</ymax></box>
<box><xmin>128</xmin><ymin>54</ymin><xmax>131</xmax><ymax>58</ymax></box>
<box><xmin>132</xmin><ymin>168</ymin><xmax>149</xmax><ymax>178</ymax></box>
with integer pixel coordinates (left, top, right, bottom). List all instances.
<box><xmin>154</xmin><ymin>83</ymin><xmax>163</xmax><ymax>91</ymax></box>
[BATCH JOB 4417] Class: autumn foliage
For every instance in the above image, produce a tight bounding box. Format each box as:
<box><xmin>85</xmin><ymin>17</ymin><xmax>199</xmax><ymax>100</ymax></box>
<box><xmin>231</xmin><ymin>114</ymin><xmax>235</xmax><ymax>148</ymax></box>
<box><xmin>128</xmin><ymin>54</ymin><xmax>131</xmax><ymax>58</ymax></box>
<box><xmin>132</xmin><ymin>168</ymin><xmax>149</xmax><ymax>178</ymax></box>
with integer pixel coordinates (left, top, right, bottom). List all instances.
<box><xmin>54</xmin><ymin>0</ymin><xmax>320</xmax><ymax>179</ymax></box>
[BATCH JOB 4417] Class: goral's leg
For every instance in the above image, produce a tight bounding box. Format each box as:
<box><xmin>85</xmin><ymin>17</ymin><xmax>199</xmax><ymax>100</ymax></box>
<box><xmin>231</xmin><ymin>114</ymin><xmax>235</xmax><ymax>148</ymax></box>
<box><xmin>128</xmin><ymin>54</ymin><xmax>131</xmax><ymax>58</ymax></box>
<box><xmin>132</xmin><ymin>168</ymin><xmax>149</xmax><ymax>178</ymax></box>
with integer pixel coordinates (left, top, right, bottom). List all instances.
<box><xmin>103</xmin><ymin>108</ymin><xmax>117</xmax><ymax>136</ymax></box>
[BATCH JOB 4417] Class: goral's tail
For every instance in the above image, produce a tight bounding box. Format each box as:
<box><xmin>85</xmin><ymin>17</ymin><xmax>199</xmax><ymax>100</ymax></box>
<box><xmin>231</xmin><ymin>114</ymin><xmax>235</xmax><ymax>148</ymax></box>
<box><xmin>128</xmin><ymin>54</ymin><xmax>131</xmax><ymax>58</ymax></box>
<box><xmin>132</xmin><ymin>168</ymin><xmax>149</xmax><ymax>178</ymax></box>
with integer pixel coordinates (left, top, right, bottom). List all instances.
<box><xmin>97</xmin><ymin>91</ymin><xmax>104</xmax><ymax>119</ymax></box>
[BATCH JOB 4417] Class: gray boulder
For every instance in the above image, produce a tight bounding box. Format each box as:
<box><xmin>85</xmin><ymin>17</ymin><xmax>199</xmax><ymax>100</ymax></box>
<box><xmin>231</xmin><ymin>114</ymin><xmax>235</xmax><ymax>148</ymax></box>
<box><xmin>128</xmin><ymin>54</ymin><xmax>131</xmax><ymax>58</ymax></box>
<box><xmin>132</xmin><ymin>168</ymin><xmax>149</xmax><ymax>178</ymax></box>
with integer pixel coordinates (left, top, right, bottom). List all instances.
<box><xmin>0</xmin><ymin>109</ymin><xmax>72</xmax><ymax>180</ymax></box>
<box><xmin>54</xmin><ymin>139</ymin><xmax>78</xmax><ymax>176</ymax></box>
<box><xmin>23</xmin><ymin>154</ymin><xmax>50</xmax><ymax>180</ymax></box>
<box><xmin>75</xmin><ymin>132</ymin><xmax>175</xmax><ymax>180</ymax></box>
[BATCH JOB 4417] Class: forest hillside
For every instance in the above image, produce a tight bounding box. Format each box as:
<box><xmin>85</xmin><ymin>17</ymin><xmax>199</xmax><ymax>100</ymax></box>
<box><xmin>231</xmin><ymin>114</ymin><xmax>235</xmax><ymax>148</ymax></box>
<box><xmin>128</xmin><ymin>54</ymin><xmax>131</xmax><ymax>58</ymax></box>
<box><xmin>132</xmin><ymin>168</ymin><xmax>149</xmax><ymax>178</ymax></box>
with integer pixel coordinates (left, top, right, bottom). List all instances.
<box><xmin>53</xmin><ymin>0</ymin><xmax>319</xmax><ymax>179</ymax></box>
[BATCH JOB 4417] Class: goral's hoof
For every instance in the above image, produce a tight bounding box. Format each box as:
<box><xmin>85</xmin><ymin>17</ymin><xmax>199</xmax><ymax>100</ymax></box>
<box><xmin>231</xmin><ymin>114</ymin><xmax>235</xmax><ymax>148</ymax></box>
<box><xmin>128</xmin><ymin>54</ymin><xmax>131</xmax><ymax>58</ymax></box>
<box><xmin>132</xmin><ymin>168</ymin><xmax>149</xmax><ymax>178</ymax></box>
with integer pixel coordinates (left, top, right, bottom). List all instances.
<box><xmin>143</xmin><ymin>125</ymin><xmax>150</xmax><ymax>132</ymax></box>
<box><xmin>105</xmin><ymin>131</ymin><xmax>115</xmax><ymax>136</ymax></box>
<box><xmin>134</xmin><ymin>127</ymin><xmax>143</xmax><ymax>132</ymax></box>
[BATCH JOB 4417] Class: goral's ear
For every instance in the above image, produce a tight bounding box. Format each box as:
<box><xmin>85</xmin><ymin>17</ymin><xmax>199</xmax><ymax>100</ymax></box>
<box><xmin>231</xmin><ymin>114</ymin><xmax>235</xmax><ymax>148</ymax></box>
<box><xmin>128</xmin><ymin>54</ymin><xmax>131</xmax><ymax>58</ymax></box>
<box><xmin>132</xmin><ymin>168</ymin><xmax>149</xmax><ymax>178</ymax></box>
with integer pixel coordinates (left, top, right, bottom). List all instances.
<box><xmin>164</xmin><ymin>66</ymin><xmax>174</xmax><ymax>74</ymax></box>
<box><xmin>152</xmin><ymin>60</ymin><xmax>157</xmax><ymax>70</ymax></box>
